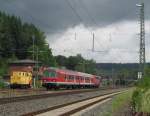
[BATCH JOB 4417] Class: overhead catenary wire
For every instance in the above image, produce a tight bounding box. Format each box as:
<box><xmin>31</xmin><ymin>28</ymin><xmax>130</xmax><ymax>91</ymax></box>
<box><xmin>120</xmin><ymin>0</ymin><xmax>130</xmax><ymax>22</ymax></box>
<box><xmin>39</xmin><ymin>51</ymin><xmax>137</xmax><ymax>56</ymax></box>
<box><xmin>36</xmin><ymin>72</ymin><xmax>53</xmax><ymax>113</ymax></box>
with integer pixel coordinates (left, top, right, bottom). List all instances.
<box><xmin>65</xmin><ymin>0</ymin><xmax>83</xmax><ymax>23</ymax></box>
<box><xmin>65</xmin><ymin>0</ymin><xmax>105</xmax><ymax>52</ymax></box>
<box><xmin>64</xmin><ymin>0</ymin><xmax>139</xmax><ymax>63</ymax></box>
<box><xmin>79</xmin><ymin>0</ymin><xmax>98</xmax><ymax>27</ymax></box>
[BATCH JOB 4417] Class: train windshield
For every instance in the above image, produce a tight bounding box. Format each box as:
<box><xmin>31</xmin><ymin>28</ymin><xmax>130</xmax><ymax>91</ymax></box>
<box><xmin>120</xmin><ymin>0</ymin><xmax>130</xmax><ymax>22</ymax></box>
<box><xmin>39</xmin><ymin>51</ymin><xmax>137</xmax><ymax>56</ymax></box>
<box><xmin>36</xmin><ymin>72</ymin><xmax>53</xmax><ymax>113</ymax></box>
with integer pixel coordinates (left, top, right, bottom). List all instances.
<box><xmin>43</xmin><ymin>70</ymin><xmax>56</xmax><ymax>78</ymax></box>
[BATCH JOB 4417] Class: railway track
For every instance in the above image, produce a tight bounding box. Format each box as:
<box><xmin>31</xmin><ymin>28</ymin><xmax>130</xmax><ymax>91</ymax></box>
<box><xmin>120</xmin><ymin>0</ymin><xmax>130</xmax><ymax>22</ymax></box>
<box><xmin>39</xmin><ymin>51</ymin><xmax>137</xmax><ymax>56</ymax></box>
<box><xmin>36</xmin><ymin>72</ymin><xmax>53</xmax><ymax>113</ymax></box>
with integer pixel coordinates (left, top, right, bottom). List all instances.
<box><xmin>22</xmin><ymin>90</ymin><xmax>127</xmax><ymax>116</ymax></box>
<box><xmin>0</xmin><ymin>88</ymin><xmax>113</xmax><ymax>105</ymax></box>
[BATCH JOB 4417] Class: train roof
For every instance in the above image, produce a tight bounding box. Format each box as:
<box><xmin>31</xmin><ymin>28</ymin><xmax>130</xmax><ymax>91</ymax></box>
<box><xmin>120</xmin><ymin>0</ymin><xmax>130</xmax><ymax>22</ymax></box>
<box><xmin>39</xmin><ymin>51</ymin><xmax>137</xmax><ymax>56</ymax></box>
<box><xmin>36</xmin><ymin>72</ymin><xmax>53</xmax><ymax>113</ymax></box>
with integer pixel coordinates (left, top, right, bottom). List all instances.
<box><xmin>77</xmin><ymin>72</ymin><xmax>94</xmax><ymax>78</ymax></box>
<box><xmin>46</xmin><ymin>67</ymin><xmax>94</xmax><ymax>78</ymax></box>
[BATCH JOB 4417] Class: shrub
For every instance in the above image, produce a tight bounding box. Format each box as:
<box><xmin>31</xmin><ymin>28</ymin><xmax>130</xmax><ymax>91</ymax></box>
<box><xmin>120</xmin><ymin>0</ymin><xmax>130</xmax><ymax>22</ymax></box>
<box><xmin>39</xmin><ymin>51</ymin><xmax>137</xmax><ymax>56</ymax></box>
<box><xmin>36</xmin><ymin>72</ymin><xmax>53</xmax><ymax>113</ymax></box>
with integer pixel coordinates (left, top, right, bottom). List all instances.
<box><xmin>0</xmin><ymin>81</ymin><xmax>5</xmax><ymax>88</ymax></box>
<box><xmin>137</xmin><ymin>77</ymin><xmax>150</xmax><ymax>90</ymax></box>
<box><xmin>132</xmin><ymin>76</ymin><xmax>150</xmax><ymax>112</ymax></box>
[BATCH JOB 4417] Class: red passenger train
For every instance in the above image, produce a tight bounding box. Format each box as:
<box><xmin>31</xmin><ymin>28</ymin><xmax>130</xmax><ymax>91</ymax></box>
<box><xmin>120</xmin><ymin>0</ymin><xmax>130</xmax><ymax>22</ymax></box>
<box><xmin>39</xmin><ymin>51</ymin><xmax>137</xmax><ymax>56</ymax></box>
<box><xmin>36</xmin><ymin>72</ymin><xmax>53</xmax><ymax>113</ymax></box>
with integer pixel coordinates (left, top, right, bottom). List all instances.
<box><xmin>41</xmin><ymin>67</ymin><xmax>101</xmax><ymax>90</ymax></box>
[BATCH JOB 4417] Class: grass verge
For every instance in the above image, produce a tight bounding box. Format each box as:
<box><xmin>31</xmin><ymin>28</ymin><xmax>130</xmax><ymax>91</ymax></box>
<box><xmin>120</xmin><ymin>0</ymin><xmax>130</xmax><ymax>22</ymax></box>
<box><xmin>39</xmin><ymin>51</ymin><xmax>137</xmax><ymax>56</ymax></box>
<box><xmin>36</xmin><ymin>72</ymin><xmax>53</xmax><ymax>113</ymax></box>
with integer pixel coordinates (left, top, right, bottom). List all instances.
<box><xmin>103</xmin><ymin>89</ymin><xmax>134</xmax><ymax>116</ymax></box>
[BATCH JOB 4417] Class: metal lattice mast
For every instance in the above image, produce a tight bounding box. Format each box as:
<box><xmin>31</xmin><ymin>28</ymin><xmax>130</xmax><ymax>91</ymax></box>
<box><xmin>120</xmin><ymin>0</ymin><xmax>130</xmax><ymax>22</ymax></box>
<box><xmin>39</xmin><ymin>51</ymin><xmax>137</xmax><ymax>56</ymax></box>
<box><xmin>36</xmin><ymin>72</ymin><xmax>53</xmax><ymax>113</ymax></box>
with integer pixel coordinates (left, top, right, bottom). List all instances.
<box><xmin>137</xmin><ymin>2</ymin><xmax>145</xmax><ymax>78</ymax></box>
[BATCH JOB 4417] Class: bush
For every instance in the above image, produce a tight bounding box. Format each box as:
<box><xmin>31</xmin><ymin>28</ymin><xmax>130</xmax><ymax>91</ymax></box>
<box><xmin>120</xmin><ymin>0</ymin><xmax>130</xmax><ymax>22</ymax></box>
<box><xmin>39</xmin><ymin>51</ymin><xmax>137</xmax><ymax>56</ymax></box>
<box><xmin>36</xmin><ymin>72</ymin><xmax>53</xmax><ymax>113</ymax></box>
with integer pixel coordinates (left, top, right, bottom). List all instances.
<box><xmin>140</xmin><ymin>89</ymin><xmax>150</xmax><ymax>112</ymax></box>
<box><xmin>0</xmin><ymin>81</ymin><xmax>5</xmax><ymax>88</ymax></box>
<box><xmin>132</xmin><ymin>77</ymin><xmax>150</xmax><ymax>112</ymax></box>
<box><xmin>137</xmin><ymin>77</ymin><xmax>150</xmax><ymax>90</ymax></box>
<box><xmin>132</xmin><ymin>88</ymin><xmax>143</xmax><ymax>112</ymax></box>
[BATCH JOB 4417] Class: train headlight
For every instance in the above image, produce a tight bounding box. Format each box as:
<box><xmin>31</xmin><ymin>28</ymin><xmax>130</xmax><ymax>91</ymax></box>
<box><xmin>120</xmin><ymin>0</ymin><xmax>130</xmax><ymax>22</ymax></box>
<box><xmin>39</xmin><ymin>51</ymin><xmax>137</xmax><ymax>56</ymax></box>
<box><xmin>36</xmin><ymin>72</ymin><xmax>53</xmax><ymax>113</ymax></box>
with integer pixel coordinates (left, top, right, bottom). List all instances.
<box><xmin>52</xmin><ymin>79</ymin><xmax>56</xmax><ymax>82</ymax></box>
<box><xmin>43</xmin><ymin>80</ymin><xmax>46</xmax><ymax>82</ymax></box>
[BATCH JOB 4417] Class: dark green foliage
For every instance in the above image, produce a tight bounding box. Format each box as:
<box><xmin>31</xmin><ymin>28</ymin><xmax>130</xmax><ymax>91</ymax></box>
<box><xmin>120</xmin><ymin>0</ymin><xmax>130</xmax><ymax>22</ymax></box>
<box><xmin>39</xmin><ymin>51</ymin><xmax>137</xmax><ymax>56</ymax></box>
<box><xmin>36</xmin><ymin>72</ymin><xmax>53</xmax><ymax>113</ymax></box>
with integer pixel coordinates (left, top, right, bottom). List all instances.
<box><xmin>0</xmin><ymin>11</ymin><xmax>53</xmax><ymax>60</ymax></box>
<box><xmin>137</xmin><ymin>77</ymin><xmax>150</xmax><ymax>89</ymax></box>
<box><xmin>55</xmin><ymin>54</ymin><xmax>97</xmax><ymax>74</ymax></box>
<box><xmin>55</xmin><ymin>55</ymin><xmax>67</xmax><ymax>67</ymax></box>
<box><xmin>0</xmin><ymin>81</ymin><xmax>5</xmax><ymax>88</ymax></box>
<box><xmin>0</xmin><ymin>11</ymin><xmax>57</xmax><ymax>77</ymax></box>
<box><xmin>132</xmin><ymin>88</ymin><xmax>143</xmax><ymax>111</ymax></box>
<box><xmin>66</xmin><ymin>54</ymin><xmax>83</xmax><ymax>70</ymax></box>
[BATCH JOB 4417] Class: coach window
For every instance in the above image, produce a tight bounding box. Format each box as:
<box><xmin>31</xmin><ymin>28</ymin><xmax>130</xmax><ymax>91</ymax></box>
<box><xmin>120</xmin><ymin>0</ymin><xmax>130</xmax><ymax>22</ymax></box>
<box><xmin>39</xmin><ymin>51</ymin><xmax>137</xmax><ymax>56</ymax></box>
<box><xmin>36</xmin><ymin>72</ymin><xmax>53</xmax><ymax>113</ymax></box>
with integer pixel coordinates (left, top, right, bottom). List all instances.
<box><xmin>69</xmin><ymin>75</ymin><xmax>72</xmax><ymax>80</ymax></box>
<box><xmin>80</xmin><ymin>77</ymin><xmax>82</xmax><ymax>80</ymax></box>
<box><xmin>72</xmin><ymin>76</ymin><xmax>73</xmax><ymax>80</ymax></box>
<box><xmin>65</xmin><ymin>75</ymin><xmax>68</xmax><ymax>81</ymax></box>
<box><xmin>86</xmin><ymin>78</ymin><xmax>89</xmax><ymax>82</ymax></box>
<box><xmin>69</xmin><ymin>75</ymin><xmax>73</xmax><ymax>80</ymax></box>
<box><xmin>85</xmin><ymin>77</ymin><xmax>87</xmax><ymax>82</ymax></box>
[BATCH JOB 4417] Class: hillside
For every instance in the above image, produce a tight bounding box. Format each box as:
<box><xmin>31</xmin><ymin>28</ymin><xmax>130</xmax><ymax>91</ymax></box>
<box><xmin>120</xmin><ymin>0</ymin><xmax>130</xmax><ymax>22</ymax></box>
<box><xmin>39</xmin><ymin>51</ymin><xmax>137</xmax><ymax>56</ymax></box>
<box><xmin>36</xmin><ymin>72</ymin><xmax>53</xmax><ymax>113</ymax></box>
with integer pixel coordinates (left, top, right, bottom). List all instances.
<box><xmin>95</xmin><ymin>63</ymin><xmax>150</xmax><ymax>80</ymax></box>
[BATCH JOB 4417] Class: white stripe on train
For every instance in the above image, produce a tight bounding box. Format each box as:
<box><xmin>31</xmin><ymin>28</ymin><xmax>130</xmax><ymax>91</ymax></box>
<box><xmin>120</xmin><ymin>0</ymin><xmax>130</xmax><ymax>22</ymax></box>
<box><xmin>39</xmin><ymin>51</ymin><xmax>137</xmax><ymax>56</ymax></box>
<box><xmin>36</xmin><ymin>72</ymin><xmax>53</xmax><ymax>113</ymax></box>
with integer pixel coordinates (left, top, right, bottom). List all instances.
<box><xmin>43</xmin><ymin>82</ymin><xmax>95</xmax><ymax>85</ymax></box>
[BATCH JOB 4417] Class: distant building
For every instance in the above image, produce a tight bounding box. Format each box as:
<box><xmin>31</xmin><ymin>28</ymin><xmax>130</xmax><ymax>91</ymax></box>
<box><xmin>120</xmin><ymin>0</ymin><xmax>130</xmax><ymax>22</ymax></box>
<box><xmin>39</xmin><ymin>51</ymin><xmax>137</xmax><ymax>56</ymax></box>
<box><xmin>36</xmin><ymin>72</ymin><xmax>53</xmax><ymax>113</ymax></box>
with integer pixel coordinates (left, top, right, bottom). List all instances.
<box><xmin>9</xmin><ymin>59</ymin><xmax>47</xmax><ymax>88</ymax></box>
<box><xmin>5</xmin><ymin>59</ymin><xmax>45</xmax><ymax>81</ymax></box>
<box><xmin>9</xmin><ymin>59</ymin><xmax>37</xmax><ymax>75</ymax></box>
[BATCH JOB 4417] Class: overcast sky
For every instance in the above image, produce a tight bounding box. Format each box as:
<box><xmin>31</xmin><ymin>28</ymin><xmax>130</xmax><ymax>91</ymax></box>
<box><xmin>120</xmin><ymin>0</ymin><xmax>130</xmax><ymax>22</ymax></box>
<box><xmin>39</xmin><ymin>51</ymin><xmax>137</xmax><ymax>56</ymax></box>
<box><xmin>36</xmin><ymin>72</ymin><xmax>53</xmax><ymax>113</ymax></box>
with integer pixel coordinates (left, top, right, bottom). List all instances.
<box><xmin>0</xmin><ymin>0</ymin><xmax>150</xmax><ymax>63</ymax></box>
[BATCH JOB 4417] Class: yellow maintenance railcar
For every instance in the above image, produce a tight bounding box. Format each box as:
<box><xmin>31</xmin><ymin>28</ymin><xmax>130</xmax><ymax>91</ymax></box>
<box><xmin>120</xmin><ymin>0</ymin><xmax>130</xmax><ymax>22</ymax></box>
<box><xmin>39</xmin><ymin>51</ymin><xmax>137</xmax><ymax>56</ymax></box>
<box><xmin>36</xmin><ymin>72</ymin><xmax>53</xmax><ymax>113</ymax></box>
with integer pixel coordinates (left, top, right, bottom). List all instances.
<box><xmin>10</xmin><ymin>71</ymin><xmax>32</xmax><ymax>88</ymax></box>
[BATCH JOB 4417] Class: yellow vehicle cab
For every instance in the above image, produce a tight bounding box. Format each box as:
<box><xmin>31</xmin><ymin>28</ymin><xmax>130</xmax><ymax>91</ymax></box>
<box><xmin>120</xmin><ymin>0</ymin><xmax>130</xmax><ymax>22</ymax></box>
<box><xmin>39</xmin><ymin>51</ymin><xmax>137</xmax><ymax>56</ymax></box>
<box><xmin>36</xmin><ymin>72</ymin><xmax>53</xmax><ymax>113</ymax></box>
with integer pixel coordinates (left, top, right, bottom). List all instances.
<box><xmin>10</xmin><ymin>71</ymin><xmax>32</xmax><ymax>88</ymax></box>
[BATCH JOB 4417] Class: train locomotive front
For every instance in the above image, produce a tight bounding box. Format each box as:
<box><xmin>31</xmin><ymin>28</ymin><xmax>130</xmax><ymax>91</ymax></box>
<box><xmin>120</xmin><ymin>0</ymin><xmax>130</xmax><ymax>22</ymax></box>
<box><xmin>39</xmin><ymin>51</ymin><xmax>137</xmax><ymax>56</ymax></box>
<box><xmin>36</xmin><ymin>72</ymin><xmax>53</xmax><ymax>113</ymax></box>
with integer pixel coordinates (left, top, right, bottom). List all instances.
<box><xmin>42</xmin><ymin>69</ymin><xmax>58</xmax><ymax>89</ymax></box>
<box><xmin>10</xmin><ymin>71</ymin><xmax>32</xmax><ymax>88</ymax></box>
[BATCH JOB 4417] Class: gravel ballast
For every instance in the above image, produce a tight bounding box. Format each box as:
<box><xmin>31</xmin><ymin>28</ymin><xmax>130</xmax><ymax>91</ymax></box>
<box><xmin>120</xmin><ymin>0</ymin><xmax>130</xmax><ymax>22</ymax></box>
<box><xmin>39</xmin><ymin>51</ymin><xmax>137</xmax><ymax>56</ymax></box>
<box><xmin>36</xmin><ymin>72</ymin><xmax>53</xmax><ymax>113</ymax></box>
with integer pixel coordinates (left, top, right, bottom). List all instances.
<box><xmin>0</xmin><ymin>88</ymin><xmax>126</xmax><ymax>116</ymax></box>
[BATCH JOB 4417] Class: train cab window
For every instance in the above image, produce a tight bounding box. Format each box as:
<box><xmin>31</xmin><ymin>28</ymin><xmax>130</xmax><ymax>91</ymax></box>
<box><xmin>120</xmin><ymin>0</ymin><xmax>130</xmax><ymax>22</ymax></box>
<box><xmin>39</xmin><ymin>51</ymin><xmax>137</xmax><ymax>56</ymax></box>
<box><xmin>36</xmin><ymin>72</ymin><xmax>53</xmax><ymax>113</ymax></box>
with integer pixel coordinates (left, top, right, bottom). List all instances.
<box><xmin>43</xmin><ymin>70</ymin><xmax>56</xmax><ymax>78</ymax></box>
<box><xmin>49</xmin><ymin>71</ymin><xmax>56</xmax><ymax>77</ymax></box>
<box><xmin>43</xmin><ymin>71</ymin><xmax>49</xmax><ymax>77</ymax></box>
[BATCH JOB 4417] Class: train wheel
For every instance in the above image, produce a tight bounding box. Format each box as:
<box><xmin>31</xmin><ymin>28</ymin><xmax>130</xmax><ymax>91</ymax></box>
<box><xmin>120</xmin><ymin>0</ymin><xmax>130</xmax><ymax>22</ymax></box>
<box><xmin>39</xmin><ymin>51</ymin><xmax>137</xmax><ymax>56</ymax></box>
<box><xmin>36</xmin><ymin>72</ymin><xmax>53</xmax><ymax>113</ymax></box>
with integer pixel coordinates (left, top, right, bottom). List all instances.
<box><xmin>54</xmin><ymin>85</ymin><xmax>60</xmax><ymax>90</ymax></box>
<box><xmin>28</xmin><ymin>84</ymin><xmax>31</xmax><ymax>88</ymax></box>
<box><xmin>46</xmin><ymin>86</ymin><xmax>51</xmax><ymax>90</ymax></box>
<box><xmin>46</xmin><ymin>87</ymin><xmax>49</xmax><ymax>90</ymax></box>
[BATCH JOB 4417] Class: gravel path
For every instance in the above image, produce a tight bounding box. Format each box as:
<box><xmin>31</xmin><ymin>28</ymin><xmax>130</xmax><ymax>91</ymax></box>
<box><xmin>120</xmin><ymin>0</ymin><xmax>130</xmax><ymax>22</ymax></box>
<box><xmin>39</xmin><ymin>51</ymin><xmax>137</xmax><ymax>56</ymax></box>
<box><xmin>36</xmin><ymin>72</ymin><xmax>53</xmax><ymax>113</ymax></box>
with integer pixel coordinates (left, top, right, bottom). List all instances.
<box><xmin>80</xmin><ymin>96</ymin><xmax>132</xmax><ymax>116</ymax></box>
<box><xmin>0</xmin><ymin>89</ymin><xmax>124</xmax><ymax>116</ymax></box>
<box><xmin>80</xmin><ymin>98</ymin><xmax>113</xmax><ymax>116</ymax></box>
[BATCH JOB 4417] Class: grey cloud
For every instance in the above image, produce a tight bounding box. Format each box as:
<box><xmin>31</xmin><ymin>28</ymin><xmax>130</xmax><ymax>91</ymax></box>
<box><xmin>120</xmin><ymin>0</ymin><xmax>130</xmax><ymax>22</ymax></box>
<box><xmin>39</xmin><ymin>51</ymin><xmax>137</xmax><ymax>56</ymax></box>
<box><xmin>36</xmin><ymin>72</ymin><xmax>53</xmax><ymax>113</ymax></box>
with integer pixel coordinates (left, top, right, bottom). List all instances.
<box><xmin>0</xmin><ymin>0</ymin><xmax>150</xmax><ymax>35</ymax></box>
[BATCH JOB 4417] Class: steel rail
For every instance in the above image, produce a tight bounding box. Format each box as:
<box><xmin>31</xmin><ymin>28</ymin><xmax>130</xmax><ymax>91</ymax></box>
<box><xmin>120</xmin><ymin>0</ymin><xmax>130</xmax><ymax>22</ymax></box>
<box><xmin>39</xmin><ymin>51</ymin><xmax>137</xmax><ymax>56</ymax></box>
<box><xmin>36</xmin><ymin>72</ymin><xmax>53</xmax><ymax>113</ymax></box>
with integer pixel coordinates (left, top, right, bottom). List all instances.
<box><xmin>22</xmin><ymin>90</ymin><xmax>126</xmax><ymax>116</ymax></box>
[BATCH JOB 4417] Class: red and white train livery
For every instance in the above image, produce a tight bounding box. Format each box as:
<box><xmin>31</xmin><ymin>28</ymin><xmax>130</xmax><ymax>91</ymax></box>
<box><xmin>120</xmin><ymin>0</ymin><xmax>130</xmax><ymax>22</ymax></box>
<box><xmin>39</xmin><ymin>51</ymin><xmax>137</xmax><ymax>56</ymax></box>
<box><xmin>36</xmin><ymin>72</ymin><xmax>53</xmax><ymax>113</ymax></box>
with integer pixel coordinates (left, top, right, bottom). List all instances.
<box><xmin>42</xmin><ymin>67</ymin><xmax>101</xmax><ymax>89</ymax></box>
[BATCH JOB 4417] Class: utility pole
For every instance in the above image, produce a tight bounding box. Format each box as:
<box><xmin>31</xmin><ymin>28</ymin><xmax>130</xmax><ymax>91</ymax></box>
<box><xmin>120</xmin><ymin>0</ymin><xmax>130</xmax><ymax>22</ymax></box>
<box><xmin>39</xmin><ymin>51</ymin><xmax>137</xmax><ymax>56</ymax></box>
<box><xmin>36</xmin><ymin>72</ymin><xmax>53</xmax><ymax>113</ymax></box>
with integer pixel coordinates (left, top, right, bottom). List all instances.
<box><xmin>35</xmin><ymin>47</ymin><xmax>39</xmax><ymax>88</ymax></box>
<box><xmin>32</xmin><ymin>35</ymin><xmax>36</xmax><ymax>88</ymax></box>
<box><xmin>136</xmin><ymin>2</ymin><xmax>145</xmax><ymax>79</ymax></box>
<box><xmin>32</xmin><ymin>35</ymin><xmax>35</xmax><ymax>61</ymax></box>
<box><xmin>111</xmin><ymin>64</ymin><xmax>115</xmax><ymax>88</ymax></box>
<box><xmin>92</xmin><ymin>33</ymin><xmax>95</xmax><ymax>52</ymax></box>
<box><xmin>75</xmin><ymin>32</ymin><xmax>76</xmax><ymax>40</ymax></box>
